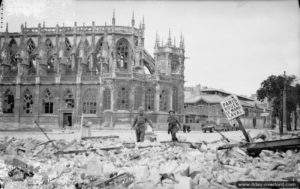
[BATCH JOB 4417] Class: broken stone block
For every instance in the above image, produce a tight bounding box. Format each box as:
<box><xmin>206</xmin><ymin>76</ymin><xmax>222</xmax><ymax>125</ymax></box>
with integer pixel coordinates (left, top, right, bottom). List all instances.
<box><xmin>198</xmin><ymin>177</ymin><xmax>210</xmax><ymax>188</ymax></box>
<box><xmin>102</xmin><ymin>162</ymin><xmax>117</xmax><ymax>176</ymax></box>
<box><xmin>86</xmin><ymin>157</ymin><xmax>103</xmax><ymax>176</ymax></box>
<box><xmin>159</xmin><ymin>160</ymin><xmax>178</xmax><ymax>173</ymax></box>
<box><xmin>4</xmin><ymin>181</ymin><xmax>28</xmax><ymax>189</ymax></box>
<box><xmin>173</xmin><ymin>176</ymin><xmax>191</xmax><ymax>189</ymax></box>
<box><xmin>285</xmin><ymin>150</ymin><xmax>294</xmax><ymax>158</ymax></box>
<box><xmin>132</xmin><ymin>165</ymin><xmax>149</xmax><ymax>180</ymax></box>
<box><xmin>184</xmin><ymin>150</ymin><xmax>202</xmax><ymax>161</ymax></box>
<box><xmin>148</xmin><ymin>167</ymin><xmax>161</xmax><ymax>184</ymax></box>
<box><xmin>128</xmin><ymin>181</ymin><xmax>156</xmax><ymax>189</ymax></box>
<box><xmin>174</xmin><ymin>163</ymin><xmax>189</xmax><ymax>176</ymax></box>
<box><xmin>255</xmin><ymin>138</ymin><xmax>264</xmax><ymax>142</ymax></box>
<box><xmin>200</xmin><ymin>144</ymin><xmax>208</xmax><ymax>152</ymax></box>
<box><xmin>259</xmin><ymin>150</ymin><xmax>274</xmax><ymax>158</ymax></box>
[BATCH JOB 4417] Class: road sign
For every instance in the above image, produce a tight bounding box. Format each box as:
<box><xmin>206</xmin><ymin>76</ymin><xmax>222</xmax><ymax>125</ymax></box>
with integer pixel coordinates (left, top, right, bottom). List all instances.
<box><xmin>220</xmin><ymin>95</ymin><xmax>245</xmax><ymax>120</ymax></box>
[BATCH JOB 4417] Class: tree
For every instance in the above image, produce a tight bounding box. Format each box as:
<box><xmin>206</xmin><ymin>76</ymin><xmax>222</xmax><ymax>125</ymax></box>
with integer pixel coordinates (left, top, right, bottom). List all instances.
<box><xmin>256</xmin><ymin>74</ymin><xmax>297</xmax><ymax>134</ymax></box>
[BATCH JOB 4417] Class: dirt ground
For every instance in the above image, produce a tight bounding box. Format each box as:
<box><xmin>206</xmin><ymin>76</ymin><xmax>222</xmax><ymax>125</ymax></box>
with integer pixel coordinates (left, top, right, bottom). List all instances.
<box><xmin>0</xmin><ymin>129</ymin><xmax>262</xmax><ymax>143</ymax></box>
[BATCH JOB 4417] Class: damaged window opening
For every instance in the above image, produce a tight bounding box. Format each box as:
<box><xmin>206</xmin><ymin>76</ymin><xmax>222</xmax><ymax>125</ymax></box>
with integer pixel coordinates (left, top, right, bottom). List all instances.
<box><xmin>172</xmin><ymin>87</ymin><xmax>178</xmax><ymax>112</ymax></box>
<box><xmin>26</xmin><ymin>39</ymin><xmax>36</xmax><ymax>73</ymax></box>
<box><xmin>159</xmin><ymin>89</ymin><xmax>168</xmax><ymax>112</ymax></box>
<box><xmin>103</xmin><ymin>88</ymin><xmax>111</xmax><ymax>111</ymax></box>
<box><xmin>45</xmin><ymin>38</ymin><xmax>54</xmax><ymax>51</ymax></box>
<box><xmin>9</xmin><ymin>38</ymin><xmax>17</xmax><ymax>65</ymax></box>
<box><xmin>134</xmin><ymin>87</ymin><xmax>143</xmax><ymax>110</ymax></box>
<box><xmin>3</xmin><ymin>89</ymin><xmax>14</xmax><ymax>113</ymax></box>
<box><xmin>47</xmin><ymin>56</ymin><xmax>55</xmax><ymax>72</ymax></box>
<box><xmin>171</xmin><ymin>61</ymin><xmax>179</xmax><ymax>72</ymax></box>
<box><xmin>116</xmin><ymin>40</ymin><xmax>129</xmax><ymax>71</ymax></box>
<box><xmin>43</xmin><ymin>89</ymin><xmax>54</xmax><ymax>114</ymax></box>
<box><xmin>23</xmin><ymin>89</ymin><xmax>33</xmax><ymax>114</ymax></box>
<box><xmin>65</xmin><ymin>38</ymin><xmax>72</xmax><ymax>52</ymax></box>
<box><xmin>145</xmin><ymin>88</ymin><xmax>154</xmax><ymax>111</ymax></box>
<box><xmin>83</xmin><ymin>90</ymin><xmax>97</xmax><ymax>114</ymax></box>
<box><xmin>117</xmin><ymin>87</ymin><xmax>129</xmax><ymax>110</ymax></box>
<box><xmin>64</xmin><ymin>89</ymin><xmax>75</xmax><ymax>109</ymax></box>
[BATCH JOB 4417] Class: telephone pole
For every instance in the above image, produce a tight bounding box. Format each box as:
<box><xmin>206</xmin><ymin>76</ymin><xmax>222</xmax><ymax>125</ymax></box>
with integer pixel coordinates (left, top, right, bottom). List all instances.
<box><xmin>282</xmin><ymin>71</ymin><xmax>287</xmax><ymax>134</ymax></box>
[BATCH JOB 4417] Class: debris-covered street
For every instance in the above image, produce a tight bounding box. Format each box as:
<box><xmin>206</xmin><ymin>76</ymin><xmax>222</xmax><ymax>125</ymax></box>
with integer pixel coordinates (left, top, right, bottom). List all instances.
<box><xmin>0</xmin><ymin>129</ymin><xmax>300</xmax><ymax>189</ymax></box>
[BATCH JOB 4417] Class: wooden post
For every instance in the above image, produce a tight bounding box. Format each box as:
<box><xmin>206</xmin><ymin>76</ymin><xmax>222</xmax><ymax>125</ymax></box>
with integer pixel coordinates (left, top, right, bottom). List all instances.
<box><xmin>236</xmin><ymin>117</ymin><xmax>252</xmax><ymax>143</ymax></box>
<box><xmin>80</xmin><ymin>115</ymin><xmax>84</xmax><ymax>138</ymax></box>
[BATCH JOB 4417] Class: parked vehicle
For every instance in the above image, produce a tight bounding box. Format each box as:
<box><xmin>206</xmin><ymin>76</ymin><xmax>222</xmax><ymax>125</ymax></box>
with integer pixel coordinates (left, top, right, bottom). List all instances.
<box><xmin>201</xmin><ymin>121</ymin><xmax>216</xmax><ymax>133</ymax></box>
<box><xmin>202</xmin><ymin>122</ymin><xmax>239</xmax><ymax>133</ymax></box>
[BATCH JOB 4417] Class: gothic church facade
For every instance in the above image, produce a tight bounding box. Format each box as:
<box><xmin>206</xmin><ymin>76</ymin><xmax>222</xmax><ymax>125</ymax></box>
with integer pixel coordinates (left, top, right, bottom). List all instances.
<box><xmin>0</xmin><ymin>14</ymin><xmax>185</xmax><ymax>129</ymax></box>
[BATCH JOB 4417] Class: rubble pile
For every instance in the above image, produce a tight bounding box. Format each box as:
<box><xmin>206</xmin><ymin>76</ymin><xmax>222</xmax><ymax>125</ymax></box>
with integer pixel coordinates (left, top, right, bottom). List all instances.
<box><xmin>0</xmin><ymin>134</ymin><xmax>299</xmax><ymax>189</ymax></box>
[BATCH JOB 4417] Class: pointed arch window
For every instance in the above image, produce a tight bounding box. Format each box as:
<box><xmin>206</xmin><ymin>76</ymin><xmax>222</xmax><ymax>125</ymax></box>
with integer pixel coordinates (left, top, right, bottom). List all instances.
<box><xmin>26</xmin><ymin>38</ymin><xmax>36</xmax><ymax>69</ymax></box>
<box><xmin>23</xmin><ymin>89</ymin><xmax>33</xmax><ymax>114</ymax></box>
<box><xmin>103</xmin><ymin>88</ymin><xmax>111</xmax><ymax>110</ymax></box>
<box><xmin>3</xmin><ymin>89</ymin><xmax>14</xmax><ymax>113</ymax></box>
<box><xmin>117</xmin><ymin>87</ymin><xmax>129</xmax><ymax>110</ymax></box>
<box><xmin>27</xmin><ymin>38</ymin><xmax>35</xmax><ymax>54</ymax></box>
<box><xmin>96</xmin><ymin>39</ymin><xmax>103</xmax><ymax>54</ymax></box>
<box><xmin>9</xmin><ymin>38</ymin><xmax>18</xmax><ymax>65</ymax></box>
<box><xmin>42</xmin><ymin>89</ymin><xmax>54</xmax><ymax>114</ymax></box>
<box><xmin>95</xmin><ymin>39</ymin><xmax>104</xmax><ymax>67</ymax></box>
<box><xmin>46</xmin><ymin>38</ymin><xmax>54</xmax><ymax>52</ymax></box>
<box><xmin>83</xmin><ymin>89</ymin><xmax>97</xmax><ymax>114</ymax></box>
<box><xmin>47</xmin><ymin>56</ymin><xmax>55</xmax><ymax>73</ymax></box>
<box><xmin>63</xmin><ymin>89</ymin><xmax>75</xmax><ymax>109</ymax></box>
<box><xmin>116</xmin><ymin>39</ymin><xmax>129</xmax><ymax>70</ymax></box>
<box><xmin>145</xmin><ymin>88</ymin><xmax>154</xmax><ymax>111</ymax></box>
<box><xmin>159</xmin><ymin>89</ymin><xmax>168</xmax><ymax>112</ymax></box>
<box><xmin>171</xmin><ymin>61</ymin><xmax>179</xmax><ymax>72</ymax></box>
<box><xmin>102</xmin><ymin>63</ymin><xmax>109</xmax><ymax>73</ymax></box>
<box><xmin>79</xmin><ymin>39</ymin><xmax>89</xmax><ymax>58</ymax></box>
<box><xmin>134</xmin><ymin>86</ymin><xmax>143</xmax><ymax>110</ymax></box>
<box><xmin>172</xmin><ymin>87</ymin><xmax>178</xmax><ymax>112</ymax></box>
<box><xmin>65</xmin><ymin>38</ymin><xmax>72</xmax><ymax>52</ymax></box>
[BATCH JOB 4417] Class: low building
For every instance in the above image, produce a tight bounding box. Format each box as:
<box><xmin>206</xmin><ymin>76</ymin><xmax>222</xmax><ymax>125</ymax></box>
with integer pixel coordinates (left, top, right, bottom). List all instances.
<box><xmin>184</xmin><ymin>87</ymin><xmax>271</xmax><ymax>130</ymax></box>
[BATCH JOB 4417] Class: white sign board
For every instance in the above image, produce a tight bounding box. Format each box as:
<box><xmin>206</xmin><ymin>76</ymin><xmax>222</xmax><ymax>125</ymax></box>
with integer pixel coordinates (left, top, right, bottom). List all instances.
<box><xmin>220</xmin><ymin>95</ymin><xmax>245</xmax><ymax>120</ymax></box>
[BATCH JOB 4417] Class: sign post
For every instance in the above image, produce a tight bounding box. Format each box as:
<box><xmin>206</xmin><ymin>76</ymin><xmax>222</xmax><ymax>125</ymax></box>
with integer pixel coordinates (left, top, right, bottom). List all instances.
<box><xmin>220</xmin><ymin>95</ymin><xmax>252</xmax><ymax>143</ymax></box>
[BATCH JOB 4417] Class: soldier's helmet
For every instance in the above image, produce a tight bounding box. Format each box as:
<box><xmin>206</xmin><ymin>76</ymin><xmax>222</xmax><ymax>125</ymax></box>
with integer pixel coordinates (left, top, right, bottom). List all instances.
<box><xmin>138</xmin><ymin>106</ymin><xmax>145</xmax><ymax>113</ymax></box>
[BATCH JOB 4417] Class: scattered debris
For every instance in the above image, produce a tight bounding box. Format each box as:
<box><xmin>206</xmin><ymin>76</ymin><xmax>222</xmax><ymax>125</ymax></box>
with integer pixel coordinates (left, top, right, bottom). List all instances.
<box><xmin>0</xmin><ymin>130</ymin><xmax>299</xmax><ymax>188</ymax></box>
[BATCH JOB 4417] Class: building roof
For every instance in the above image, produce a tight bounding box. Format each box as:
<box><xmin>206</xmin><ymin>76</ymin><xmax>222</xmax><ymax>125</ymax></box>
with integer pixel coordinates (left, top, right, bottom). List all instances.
<box><xmin>184</xmin><ymin>93</ymin><xmax>271</xmax><ymax>111</ymax></box>
<box><xmin>185</xmin><ymin>94</ymin><xmax>224</xmax><ymax>104</ymax></box>
<box><xmin>184</xmin><ymin>86</ymin><xmax>272</xmax><ymax>111</ymax></box>
<box><xmin>200</xmin><ymin>88</ymin><xmax>254</xmax><ymax>101</ymax></box>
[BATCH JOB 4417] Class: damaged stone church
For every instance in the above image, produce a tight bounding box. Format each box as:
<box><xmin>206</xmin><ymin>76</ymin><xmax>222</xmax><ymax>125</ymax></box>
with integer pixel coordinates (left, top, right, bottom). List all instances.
<box><xmin>0</xmin><ymin>14</ymin><xmax>185</xmax><ymax>129</ymax></box>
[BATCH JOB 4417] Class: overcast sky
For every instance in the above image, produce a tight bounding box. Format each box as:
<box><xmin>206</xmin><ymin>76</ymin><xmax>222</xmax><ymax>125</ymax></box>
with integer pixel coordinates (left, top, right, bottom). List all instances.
<box><xmin>2</xmin><ymin>0</ymin><xmax>299</xmax><ymax>96</ymax></box>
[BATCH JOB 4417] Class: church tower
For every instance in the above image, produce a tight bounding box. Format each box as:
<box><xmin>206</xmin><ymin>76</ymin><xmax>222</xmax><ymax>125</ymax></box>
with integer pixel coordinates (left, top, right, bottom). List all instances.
<box><xmin>154</xmin><ymin>30</ymin><xmax>185</xmax><ymax>77</ymax></box>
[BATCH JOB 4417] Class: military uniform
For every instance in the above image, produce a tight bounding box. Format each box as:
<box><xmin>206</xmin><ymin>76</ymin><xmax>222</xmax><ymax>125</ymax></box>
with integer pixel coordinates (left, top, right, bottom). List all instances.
<box><xmin>132</xmin><ymin>107</ymin><xmax>153</xmax><ymax>142</ymax></box>
<box><xmin>167</xmin><ymin>112</ymin><xmax>181</xmax><ymax>141</ymax></box>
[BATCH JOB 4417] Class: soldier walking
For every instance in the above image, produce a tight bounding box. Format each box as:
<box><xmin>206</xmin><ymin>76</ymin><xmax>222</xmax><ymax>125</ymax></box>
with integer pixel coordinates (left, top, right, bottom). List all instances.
<box><xmin>167</xmin><ymin>110</ymin><xmax>182</xmax><ymax>141</ymax></box>
<box><xmin>132</xmin><ymin>106</ymin><xmax>154</xmax><ymax>142</ymax></box>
